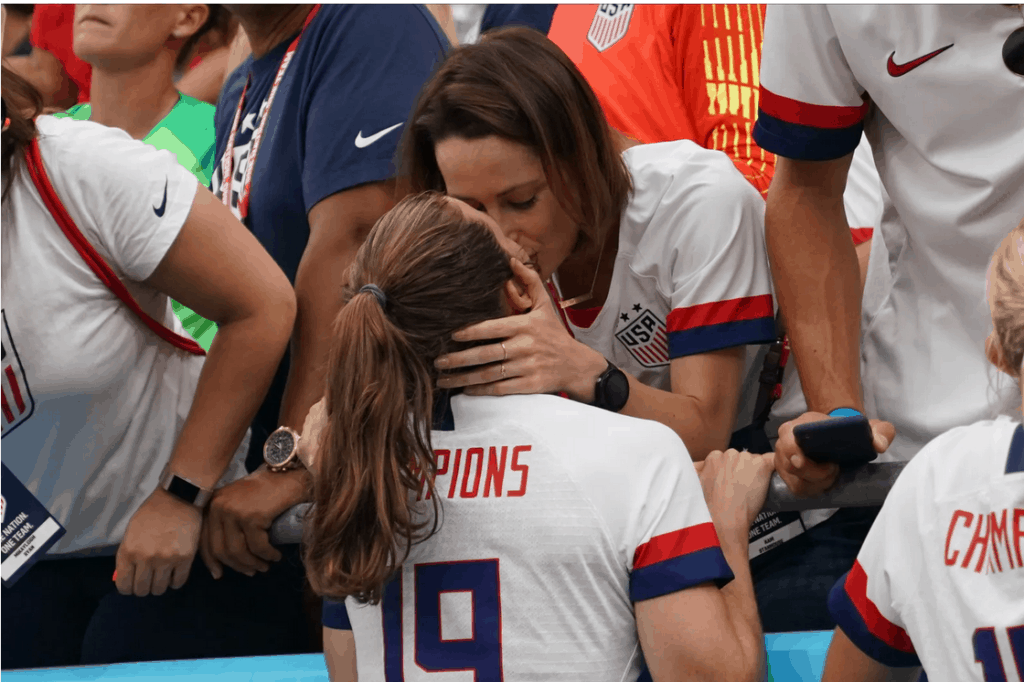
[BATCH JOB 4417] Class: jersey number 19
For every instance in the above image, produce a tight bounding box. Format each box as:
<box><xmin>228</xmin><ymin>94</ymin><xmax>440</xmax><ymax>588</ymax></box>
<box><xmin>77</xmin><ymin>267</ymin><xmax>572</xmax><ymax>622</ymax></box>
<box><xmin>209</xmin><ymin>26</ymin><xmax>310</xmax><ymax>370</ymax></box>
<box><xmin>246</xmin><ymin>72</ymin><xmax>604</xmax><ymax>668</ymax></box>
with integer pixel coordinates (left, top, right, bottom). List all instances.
<box><xmin>382</xmin><ymin>559</ymin><xmax>504</xmax><ymax>681</ymax></box>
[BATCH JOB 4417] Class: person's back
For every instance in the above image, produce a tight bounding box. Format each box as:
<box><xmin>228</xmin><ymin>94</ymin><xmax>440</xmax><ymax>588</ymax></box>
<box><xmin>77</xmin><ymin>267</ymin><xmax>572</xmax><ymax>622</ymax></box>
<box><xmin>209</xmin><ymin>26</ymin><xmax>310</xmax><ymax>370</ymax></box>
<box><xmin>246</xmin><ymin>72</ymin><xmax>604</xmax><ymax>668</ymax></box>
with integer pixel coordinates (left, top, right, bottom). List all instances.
<box><xmin>826</xmin><ymin>417</ymin><xmax>1024</xmax><ymax>680</ymax></box>
<box><xmin>307</xmin><ymin>192</ymin><xmax>772</xmax><ymax>682</ymax></box>
<box><xmin>332</xmin><ymin>391</ymin><xmax>728</xmax><ymax>680</ymax></box>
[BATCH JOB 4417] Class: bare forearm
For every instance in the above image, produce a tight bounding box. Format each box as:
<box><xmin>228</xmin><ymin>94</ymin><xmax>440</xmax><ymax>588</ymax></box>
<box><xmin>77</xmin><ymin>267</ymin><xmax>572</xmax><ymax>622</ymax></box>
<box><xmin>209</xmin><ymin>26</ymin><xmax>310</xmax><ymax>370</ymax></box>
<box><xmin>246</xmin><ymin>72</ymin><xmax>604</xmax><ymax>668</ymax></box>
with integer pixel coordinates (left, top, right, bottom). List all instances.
<box><xmin>717</xmin><ymin>532</ymin><xmax>766</xmax><ymax>681</ymax></box>
<box><xmin>168</xmin><ymin>313</ymin><xmax>292</xmax><ymax>489</ymax></box>
<box><xmin>623</xmin><ymin>377</ymin><xmax>734</xmax><ymax>461</ymax></box>
<box><xmin>766</xmin><ymin>184</ymin><xmax>862</xmax><ymax>413</ymax></box>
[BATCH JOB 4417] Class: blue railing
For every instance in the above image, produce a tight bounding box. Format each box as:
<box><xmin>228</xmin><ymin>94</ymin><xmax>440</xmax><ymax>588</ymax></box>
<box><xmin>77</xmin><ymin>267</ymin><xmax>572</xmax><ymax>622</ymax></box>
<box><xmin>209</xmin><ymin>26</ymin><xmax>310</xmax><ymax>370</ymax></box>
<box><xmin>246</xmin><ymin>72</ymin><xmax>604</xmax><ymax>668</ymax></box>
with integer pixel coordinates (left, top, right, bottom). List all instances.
<box><xmin>1</xmin><ymin>631</ymin><xmax>835</xmax><ymax>681</ymax></box>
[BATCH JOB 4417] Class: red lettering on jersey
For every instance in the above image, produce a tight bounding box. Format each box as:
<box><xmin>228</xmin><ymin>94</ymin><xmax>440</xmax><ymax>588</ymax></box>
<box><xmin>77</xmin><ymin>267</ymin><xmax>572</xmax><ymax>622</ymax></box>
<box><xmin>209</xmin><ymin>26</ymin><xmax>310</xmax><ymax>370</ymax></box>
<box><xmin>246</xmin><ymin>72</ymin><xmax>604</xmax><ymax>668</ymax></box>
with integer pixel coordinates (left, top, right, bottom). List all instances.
<box><xmin>447</xmin><ymin>449</ymin><xmax>463</xmax><ymax>499</ymax></box>
<box><xmin>962</xmin><ymin>513</ymin><xmax>991</xmax><ymax>573</ymax></box>
<box><xmin>484</xmin><ymin>446</ymin><xmax>508</xmax><ymax>497</ymax></box>
<box><xmin>425</xmin><ymin>450</ymin><xmax>450</xmax><ymax>500</ymax></box>
<box><xmin>1014</xmin><ymin>508</ymin><xmax>1024</xmax><ymax>568</ymax></box>
<box><xmin>988</xmin><ymin>510</ymin><xmax>1011</xmax><ymax>572</ymax></box>
<box><xmin>945</xmin><ymin>510</ymin><xmax>973</xmax><ymax>566</ymax></box>
<box><xmin>507</xmin><ymin>445</ymin><xmax>531</xmax><ymax>497</ymax></box>
<box><xmin>461</xmin><ymin>447</ymin><xmax>484</xmax><ymax>498</ymax></box>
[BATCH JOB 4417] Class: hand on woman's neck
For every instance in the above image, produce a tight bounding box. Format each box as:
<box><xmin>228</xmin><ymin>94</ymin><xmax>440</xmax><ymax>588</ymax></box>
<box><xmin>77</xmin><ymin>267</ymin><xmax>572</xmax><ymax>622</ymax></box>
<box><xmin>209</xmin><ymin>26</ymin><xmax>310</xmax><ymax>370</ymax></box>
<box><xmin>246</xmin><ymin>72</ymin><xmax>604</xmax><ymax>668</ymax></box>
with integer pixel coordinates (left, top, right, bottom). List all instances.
<box><xmin>231</xmin><ymin>4</ymin><xmax>314</xmax><ymax>59</ymax></box>
<box><xmin>87</xmin><ymin>52</ymin><xmax>181</xmax><ymax>141</ymax></box>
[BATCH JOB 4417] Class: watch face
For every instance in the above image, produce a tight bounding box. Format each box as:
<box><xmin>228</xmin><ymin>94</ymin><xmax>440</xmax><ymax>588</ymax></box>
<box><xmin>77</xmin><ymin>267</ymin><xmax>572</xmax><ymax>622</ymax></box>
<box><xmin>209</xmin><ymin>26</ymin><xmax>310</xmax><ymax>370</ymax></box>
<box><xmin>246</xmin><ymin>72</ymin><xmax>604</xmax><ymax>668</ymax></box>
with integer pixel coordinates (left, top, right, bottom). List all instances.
<box><xmin>605</xmin><ymin>368</ymin><xmax>630</xmax><ymax>412</ymax></box>
<box><xmin>264</xmin><ymin>429</ymin><xmax>296</xmax><ymax>466</ymax></box>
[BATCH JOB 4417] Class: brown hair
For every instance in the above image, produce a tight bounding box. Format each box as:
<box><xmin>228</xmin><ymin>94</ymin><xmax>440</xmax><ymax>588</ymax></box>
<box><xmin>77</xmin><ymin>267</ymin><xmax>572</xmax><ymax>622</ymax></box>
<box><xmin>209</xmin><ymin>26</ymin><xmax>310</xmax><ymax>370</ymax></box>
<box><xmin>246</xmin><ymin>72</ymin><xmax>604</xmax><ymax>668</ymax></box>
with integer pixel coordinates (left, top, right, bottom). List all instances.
<box><xmin>397</xmin><ymin>26</ymin><xmax>632</xmax><ymax>258</ymax></box>
<box><xmin>1</xmin><ymin>66</ymin><xmax>43</xmax><ymax>203</ymax></box>
<box><xmin>302</xmin><ymin>192</ymin><xmax>513</xmax><ymax>604</ymax></box>
<box><xmin>176</xmin><ymin>5</ymin><xmax>234</xmax><ymax>71</ymax></box>
<box><xmin>990</xmin><ymin>215</ymin><xmax>1024</xmax><ymax>381</ymax></box>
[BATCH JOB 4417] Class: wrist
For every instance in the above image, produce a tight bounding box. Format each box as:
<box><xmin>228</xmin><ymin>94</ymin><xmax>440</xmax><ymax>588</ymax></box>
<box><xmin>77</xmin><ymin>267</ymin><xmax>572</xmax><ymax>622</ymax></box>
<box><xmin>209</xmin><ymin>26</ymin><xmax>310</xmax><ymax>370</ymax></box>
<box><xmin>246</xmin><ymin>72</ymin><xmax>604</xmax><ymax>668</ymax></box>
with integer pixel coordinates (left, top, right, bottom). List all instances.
<box><xmin>567</xmin><ymin>345</ymin><xmax>608</xmax><ymax>403</ymax></box>
<box><xmin>153</xmin><ymin>487</ymin><xmax>205</xmax><ymax>520</ymax></box>
<box><xmin>828</xmin><ymin>407</ymin><xmax>863</xmax><ymax>418</ymax></box>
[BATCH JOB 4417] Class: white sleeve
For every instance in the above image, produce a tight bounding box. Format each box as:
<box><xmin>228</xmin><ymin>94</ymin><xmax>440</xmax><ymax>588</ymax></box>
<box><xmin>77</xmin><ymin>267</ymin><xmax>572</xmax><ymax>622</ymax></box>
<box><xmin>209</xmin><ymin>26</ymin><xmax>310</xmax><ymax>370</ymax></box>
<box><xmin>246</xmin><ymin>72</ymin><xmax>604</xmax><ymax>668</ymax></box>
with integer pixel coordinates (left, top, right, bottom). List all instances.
<box><xmin>654</xmin><ymin>154</ymin><xmax>776</xmax><ymax>358</ymax></box>
<box><xmin>39</xmin><ymin>117</ymin><xmax>199</xmax><ymax>282</ymax></box>
<box><xmin>575</xmin><ymin>417</ymin><xmax>735</xmax><ymax>602</ymax></box>
<box><xmin>754</xmin><ymin>5</ymin><xmax>868</xmax><ymax>161</ymax></box>
<box><xmin>827</xmin><ymin>453</ymin><xmax>925</xmax><ymax>668</ymax></box>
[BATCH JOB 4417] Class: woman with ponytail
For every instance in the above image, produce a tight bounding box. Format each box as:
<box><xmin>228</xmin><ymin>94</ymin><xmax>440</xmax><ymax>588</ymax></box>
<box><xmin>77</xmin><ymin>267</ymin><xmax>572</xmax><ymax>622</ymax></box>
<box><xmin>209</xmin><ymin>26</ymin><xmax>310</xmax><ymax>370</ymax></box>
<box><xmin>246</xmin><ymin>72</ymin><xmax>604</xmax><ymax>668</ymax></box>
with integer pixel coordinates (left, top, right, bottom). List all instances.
<box><xmin>307</xmin><ymin>191</ymin><xmax>774</xmax><ymax>682</ymax></box>
<box><xmin>1</xmin><ymin>31</ymin><xmax>305</xmax><ymax>666</ymax></box>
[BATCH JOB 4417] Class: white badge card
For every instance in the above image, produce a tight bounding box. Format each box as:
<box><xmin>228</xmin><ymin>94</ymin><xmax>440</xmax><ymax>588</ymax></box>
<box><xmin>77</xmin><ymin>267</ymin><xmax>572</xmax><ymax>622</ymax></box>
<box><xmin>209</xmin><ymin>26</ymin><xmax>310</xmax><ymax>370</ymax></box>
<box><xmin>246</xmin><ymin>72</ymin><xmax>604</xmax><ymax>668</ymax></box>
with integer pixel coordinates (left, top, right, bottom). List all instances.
<box><xmin>747</xmin><ymin>510</ymin><xmax>806</xmax><ymax>560</ymax></box>
<box><xmin>2</xmin><ymin>462</ymin><xmax>65</xmax><ymax>586</ymax></box>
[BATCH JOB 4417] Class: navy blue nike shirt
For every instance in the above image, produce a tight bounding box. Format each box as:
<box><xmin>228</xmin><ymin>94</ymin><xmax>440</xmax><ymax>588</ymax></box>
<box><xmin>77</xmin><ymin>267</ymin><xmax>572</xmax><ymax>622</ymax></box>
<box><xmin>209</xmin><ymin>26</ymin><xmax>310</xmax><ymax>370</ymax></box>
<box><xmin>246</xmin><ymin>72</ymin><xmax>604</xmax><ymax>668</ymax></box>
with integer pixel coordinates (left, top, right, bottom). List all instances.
<box><xmin>212</xmin><ymin>5</ymin><xmax>449</xmax><ymax>469</ymax></box>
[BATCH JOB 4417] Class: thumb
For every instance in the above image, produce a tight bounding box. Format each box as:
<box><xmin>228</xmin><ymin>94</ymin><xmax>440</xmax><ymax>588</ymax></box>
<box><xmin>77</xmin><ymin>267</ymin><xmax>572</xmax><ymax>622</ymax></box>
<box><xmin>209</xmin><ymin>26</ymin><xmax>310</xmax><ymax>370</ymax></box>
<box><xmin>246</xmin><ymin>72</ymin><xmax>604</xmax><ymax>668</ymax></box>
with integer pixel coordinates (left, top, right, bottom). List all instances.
<box><xmin>510</xmin><ymin>258</ymin><xmax>550</xmax><ymax>310</ymax></box>
<box><xmin>870</xmin><ymin>420</ymin><xmax>896</xmax><ymax>453</ymax></box>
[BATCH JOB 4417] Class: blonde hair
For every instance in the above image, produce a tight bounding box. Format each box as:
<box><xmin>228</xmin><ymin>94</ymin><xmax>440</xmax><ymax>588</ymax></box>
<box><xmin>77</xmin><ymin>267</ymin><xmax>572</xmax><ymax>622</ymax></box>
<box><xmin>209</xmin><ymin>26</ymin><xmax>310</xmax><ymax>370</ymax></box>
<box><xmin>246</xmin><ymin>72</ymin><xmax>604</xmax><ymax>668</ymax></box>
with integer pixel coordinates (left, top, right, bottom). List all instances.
<box><xmin>989</xmin><ymin>216</ymin><xmax>1024</xmax><ymax>381</ymax></box>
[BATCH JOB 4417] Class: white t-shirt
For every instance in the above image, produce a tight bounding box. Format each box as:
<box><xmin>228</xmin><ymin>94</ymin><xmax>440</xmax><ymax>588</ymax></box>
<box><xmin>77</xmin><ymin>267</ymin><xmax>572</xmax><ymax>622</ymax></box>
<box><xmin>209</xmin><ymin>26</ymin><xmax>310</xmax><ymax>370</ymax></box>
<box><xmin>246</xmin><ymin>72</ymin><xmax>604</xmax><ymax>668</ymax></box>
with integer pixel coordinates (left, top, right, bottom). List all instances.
<box><xmin>1</xmin><ymin>116</ymin><xmax>246</xmax><ymax>554</ymax></box>
<box><xmin>828</xmin><ymin>417</ymin><xmax>1024</xmax><ymax>680</ymax></box>
<box><xmin>322</xmin><ymin>392</ymin><xmax>734</xmax><ymax>681</ymax></box>
<box><xmin>755</xmin><ymin>5</ymin><xmax>1024</xmax><ymax>462</ymax></box>
<box><xmin>553</xmin><ymin>140</ymin><xmax>777</xmax><ymax>430</ymax></box>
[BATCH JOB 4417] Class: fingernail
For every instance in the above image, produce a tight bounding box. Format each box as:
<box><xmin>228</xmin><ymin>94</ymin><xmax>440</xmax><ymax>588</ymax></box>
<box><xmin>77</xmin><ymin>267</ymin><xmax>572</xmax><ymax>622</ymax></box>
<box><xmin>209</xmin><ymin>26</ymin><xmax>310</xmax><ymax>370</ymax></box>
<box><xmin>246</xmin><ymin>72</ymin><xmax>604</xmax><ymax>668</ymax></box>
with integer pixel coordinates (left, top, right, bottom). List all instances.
<box><xmin>435</xmin><ymin>358</ymin><xmax>448</xmax><ymax>369</ymax></box>
<box><xmin>436</xmin><ymin>379</ymin><xmax>451</xmax><ymax>389</ymax></box>
<box><xmin>792</xmin><ymin>454</ymin><xmax>804</xmax><ymax>468</ymax></box>
<box><xmin>112</xmin><ymin>570</ymin><xmax>118</xmax><ymax>581</ymax></box>
<box><xmin>874</xmin><ymin>434</ymin><xmax>889</xmax><ymax>451</ymax></box>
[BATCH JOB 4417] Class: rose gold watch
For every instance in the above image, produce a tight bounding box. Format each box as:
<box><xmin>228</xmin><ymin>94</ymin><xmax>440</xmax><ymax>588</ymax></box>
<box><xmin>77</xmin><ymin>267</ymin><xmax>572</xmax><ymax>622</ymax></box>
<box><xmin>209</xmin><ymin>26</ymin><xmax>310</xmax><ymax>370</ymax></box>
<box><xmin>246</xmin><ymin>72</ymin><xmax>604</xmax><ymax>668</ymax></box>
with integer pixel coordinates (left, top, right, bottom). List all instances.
<box><xmin>263</xmin><ymin>427</ymin><xmax>305</xmax><ymax>473</ymax></box>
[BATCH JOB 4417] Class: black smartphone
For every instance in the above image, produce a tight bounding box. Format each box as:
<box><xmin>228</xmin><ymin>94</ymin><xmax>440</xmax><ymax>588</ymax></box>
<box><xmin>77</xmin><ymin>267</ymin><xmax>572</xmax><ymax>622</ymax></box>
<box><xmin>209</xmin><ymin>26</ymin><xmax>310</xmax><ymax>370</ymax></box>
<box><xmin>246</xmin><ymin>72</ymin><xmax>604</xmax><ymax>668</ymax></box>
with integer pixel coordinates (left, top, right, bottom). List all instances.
<box><xmin>793</xmin><ymin>415</ymin><xmax>877</xmax><ymax>469</ymax></box>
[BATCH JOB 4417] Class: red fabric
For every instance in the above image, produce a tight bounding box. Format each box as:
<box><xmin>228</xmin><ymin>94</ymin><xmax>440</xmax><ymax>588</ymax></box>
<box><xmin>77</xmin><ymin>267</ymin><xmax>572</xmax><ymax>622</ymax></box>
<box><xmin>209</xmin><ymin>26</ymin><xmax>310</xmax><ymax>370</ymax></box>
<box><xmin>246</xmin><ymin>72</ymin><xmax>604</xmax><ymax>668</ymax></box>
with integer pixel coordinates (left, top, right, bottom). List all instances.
<box><xmin>632</xmin><ymin>522</ymin><xmax>721</xmax><ymax>570</ymax></box>
<box><xmin>30</xmin><ymin>4</ymin><xmax>92</xmax><ymax>103</ymax></box>
<box><xmin>850</xmin><ymin>227</ymin><xmax>874</xmax><ymax>246</ymax></box>
<box><xmin>564</xmin><ymin>306</ymin><xmax>602</xmax><ymax>329</ymax></box>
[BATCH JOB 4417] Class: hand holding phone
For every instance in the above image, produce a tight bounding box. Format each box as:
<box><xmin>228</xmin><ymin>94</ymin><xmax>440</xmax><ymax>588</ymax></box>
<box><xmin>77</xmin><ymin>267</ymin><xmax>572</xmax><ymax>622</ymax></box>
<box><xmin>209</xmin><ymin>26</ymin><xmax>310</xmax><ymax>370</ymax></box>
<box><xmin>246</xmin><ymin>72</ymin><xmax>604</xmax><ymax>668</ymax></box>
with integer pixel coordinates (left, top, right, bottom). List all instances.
<box><xmin>793</xmin><ymin>415</ymin><xmax>878</xmax><ymax>469</ymax></box>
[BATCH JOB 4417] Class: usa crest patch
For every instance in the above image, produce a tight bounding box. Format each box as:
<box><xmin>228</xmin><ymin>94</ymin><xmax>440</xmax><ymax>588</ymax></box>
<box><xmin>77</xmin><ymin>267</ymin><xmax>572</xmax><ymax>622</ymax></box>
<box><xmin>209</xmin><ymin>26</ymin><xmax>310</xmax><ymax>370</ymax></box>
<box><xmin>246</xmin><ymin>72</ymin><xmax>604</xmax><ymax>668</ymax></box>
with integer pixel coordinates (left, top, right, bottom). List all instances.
<box><xmin>587</xmin><ymin>4</ymin><xmax>634</xmax><ymax>53</ymax></box>
<box><xmin>2</xmin><ymin>311</ymin><xmax>35</xmax><ymax>438</ymax></box>
<box><xmin>616</xmin><ymin>308</ymin><xmax>669</xmax><ymax>368</ymax></box>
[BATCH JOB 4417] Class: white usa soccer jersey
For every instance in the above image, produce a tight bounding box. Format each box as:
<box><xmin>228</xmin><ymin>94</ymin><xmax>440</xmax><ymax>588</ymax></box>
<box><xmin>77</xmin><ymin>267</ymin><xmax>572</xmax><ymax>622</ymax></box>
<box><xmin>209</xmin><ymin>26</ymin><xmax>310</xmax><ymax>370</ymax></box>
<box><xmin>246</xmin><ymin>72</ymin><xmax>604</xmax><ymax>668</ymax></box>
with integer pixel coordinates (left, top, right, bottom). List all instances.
<box><xmin>754</xmin><ymin>5</ymin><xmax>1024</xmax><ymax>462</ymax></box>
<box><xmin>828</xmin><ymin>417</ymin><xmax>1024</xmax><ymax>681</ymax></box>
<box><xmin>322</xmin><ymin>392</ymin><xmax>734</xmax><ymax>681</ymax></box>
<box><xmin>553</xmin><ymin>140</ymin><xmax>775</xmax><ymax>404</ymax></box>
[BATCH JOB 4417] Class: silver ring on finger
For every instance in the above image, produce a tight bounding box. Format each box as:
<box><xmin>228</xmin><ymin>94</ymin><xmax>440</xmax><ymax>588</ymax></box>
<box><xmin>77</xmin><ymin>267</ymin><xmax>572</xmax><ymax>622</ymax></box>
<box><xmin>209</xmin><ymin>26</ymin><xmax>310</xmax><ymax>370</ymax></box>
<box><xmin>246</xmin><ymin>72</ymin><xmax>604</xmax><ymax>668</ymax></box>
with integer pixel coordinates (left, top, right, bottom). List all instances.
<box><xmin>501</xmin><ymin>341</ymin><xmax>508</xmax><ymax>361</ymax></box>
<box><xmin>500</xmin><ymin>362</ymin><xmax>507</xmax><ymax>380</ymax></box>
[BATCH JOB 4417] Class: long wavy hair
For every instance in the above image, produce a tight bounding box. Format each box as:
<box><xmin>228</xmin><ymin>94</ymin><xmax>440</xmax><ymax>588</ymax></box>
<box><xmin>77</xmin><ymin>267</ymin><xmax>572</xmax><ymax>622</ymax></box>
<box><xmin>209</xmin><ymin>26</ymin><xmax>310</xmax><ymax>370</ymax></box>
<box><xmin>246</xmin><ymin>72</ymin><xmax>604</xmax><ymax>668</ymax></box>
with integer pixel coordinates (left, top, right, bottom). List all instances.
<box><xmin>302</xmin><ymin>192</ymin><xmax>513</xmax><ymax>604</ymax></box>
<box><xmin>397</xmin><ymin>26</ymin><xmax>632</xmax><ymax>259</ymax></box>
<box><xmin>1</xmin><ymin>65</ymin><xmax>44</xmax><ymax>203</ymax></box>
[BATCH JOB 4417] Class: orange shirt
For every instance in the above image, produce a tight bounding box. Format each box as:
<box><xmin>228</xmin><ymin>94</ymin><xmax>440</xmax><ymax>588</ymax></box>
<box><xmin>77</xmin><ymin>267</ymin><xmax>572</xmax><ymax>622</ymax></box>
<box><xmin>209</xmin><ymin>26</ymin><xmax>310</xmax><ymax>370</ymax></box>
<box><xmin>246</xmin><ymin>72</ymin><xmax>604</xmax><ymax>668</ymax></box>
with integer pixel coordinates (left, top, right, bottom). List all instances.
<box><xmin>548</xmin><ymin>4</ymin><xmax>775</xmax><ymax>197</ymax></box>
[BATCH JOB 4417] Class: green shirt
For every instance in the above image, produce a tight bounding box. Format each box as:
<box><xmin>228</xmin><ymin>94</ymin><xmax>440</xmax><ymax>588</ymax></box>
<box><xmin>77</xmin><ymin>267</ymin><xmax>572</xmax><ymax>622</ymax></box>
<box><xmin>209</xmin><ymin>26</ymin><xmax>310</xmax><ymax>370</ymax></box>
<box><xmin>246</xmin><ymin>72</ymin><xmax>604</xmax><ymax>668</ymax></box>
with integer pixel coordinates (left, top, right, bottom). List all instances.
<box><xmin>56</xmin><ymin>93</ymin><xmax>219</xmax><ymax>351</ymax></box>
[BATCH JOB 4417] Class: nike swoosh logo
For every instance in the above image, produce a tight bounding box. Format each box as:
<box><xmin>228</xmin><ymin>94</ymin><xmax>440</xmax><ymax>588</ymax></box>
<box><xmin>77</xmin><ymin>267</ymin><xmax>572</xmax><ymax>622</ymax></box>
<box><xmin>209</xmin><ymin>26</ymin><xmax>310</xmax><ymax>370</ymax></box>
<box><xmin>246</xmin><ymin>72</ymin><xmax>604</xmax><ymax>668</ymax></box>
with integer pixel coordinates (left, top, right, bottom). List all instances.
<box><xmin>354</xmin><ymin>122</ymin><xmax>404</xmax><ymax>149</ymax></box>
<box><xmin>153</xmin><ymin>179</ymin><xmax>168</xmax><ymax>217</ymax></box>
<box><xmin>887</xmin><ymin>44</ymin><xmax>954</xmax><ymax>77</ymax></box>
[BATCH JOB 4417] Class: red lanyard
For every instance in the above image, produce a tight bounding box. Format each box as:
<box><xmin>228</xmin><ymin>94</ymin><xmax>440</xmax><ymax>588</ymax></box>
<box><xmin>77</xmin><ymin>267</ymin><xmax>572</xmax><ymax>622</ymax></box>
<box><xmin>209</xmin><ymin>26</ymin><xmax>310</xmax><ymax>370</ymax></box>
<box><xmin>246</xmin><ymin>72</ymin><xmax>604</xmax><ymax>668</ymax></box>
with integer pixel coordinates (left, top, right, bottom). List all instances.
<box><xmin>219</xmin><ymin>4</ymin><xmax>321</xmax><ymax>220</ymax></box>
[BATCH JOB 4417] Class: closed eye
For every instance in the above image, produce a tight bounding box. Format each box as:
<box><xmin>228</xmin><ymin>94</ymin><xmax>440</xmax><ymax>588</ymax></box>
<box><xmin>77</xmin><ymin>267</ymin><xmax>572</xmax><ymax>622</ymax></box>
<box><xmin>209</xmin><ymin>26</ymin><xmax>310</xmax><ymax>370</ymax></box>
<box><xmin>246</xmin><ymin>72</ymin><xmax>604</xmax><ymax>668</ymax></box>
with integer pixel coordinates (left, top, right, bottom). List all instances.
<box><xmin>507</xmin><ymin>197</ymin><xmax>537</xmax><ymax>211</ymax></box>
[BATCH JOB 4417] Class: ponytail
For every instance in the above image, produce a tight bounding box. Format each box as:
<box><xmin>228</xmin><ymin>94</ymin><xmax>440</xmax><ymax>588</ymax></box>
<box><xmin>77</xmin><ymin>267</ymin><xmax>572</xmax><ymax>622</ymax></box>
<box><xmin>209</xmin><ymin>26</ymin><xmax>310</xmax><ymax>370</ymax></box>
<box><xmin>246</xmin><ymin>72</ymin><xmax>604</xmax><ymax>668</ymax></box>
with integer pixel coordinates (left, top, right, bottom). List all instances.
<box><xmin>2</xmin><ymin>66</ymin><xmax>44</xmax><ymax>203</ymax></box>
<box><xmin>303</xmin><ymin>192</ymin><xmax>513</xmax><ymax>604</ymax></box>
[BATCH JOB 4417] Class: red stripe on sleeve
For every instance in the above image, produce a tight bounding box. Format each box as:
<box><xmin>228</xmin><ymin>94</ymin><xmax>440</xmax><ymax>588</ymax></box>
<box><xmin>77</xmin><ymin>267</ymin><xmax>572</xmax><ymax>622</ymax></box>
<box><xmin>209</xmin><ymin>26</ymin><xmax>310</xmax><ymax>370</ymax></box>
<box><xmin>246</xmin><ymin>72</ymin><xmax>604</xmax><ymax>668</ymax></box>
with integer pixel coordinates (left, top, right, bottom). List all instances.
<box><xmin>759</xmin><ymin>86</ymin><xmax>868</xmax><ymax>130</ymax></box>
<box><xmin>844</xmin><ymin>561</ymin><xmax>916</xmax><ymax>654</ymax></box>
<box><xmin>850</xmin><ymin>227</ymin><xmax>874</xmax><ymax>246</ymax></box>
<box><xmin>633</xmin><ymin>522</ymin><xmax>720</xmax><ymax>570</ymax></box>
<box><xmin>667</xmin><ymin>295</ymin><xmax>773</xmax><ymax>333</ymax></box>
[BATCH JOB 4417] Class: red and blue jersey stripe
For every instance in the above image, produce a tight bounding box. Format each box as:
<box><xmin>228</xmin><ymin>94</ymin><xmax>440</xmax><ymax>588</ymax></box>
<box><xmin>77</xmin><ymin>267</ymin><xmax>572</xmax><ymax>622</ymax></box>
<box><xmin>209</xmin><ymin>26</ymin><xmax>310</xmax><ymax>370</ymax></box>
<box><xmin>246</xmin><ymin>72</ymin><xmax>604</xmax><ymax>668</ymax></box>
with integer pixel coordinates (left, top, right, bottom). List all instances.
<box><xmin>827</xmin><ymin>561</ymin><xmax>921</xmax><ymax>668</ymax></box>
<box><xmin>753</xmin><ymin>86</ymin><xmax>869</xmax><ymax>161</ymax></box>
<box><xmin>630</xmin><ymin>522</ymin><xmax>734</xmax><ymax>602</ymax></box>
<box><xmin>666</xmin><ymin>294</ymin><xmax>775</xmax><ymax>359</ymax></box>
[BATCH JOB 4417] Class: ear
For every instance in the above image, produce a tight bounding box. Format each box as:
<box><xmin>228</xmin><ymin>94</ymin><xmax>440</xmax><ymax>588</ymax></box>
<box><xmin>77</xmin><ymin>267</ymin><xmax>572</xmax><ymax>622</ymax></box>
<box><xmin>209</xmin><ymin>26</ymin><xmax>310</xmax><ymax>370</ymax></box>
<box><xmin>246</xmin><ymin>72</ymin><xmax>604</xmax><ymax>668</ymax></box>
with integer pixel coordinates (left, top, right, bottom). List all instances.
<box><xmin>504</xmin><ymin>275</ymin><xmax>531</xmax><ymax>315</ymax></box>
<box><xmin>170</xmin><ymin>4</ymin><xmax>209</xmax><ymax>42</ymax></box>
<box><xmin>986</xmin><ymin>333</ymin><xmax>1014</xmax><ymax>377</ymax></box>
